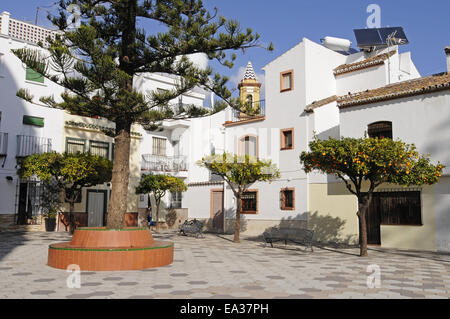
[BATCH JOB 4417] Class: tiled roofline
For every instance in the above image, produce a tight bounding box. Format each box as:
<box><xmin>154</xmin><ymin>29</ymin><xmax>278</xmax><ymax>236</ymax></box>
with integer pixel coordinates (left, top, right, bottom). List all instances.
<box><xmin>305</xmin><ymin>73</ymin><xmax>450</xmax><ymax>112</ymax></box>
<box><xmin>338</xmin><ymin>76</ymin><xmax>450</xmax><ymax>109</ymax></box>
<box><xmin>333</xmin><ymin>50</ymin><xmax>396</xmax><ymax>76</ymax></box>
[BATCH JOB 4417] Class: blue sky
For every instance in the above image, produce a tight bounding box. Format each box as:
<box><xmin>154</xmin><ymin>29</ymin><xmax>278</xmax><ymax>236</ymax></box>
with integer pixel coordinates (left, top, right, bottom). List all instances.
<box><xmin>2</xmin><ymin>0</ymin><xmax>450</xmax><ymax>97</ymax></box>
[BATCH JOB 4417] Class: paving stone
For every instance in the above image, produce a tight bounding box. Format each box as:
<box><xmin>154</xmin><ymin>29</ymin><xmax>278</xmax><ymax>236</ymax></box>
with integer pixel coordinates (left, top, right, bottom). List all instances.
<box><xmin>83</xmin><ymin>282</ymin><xmax>103</xmax><ymax>287</ymax></box>
<box><xmin>30</xmin><ymin>290</ymin><xmax>56</xmax><ymax>295</ymax></box>
<box><xmin>152</xmin><ymin>284</ymin><xmax>173</xmax><ymax>289</ymax></box>
<box><xmin>117</xmin><ymin>282</ymin><xmax>139</xmax><ymax>286</ymax></box>
<box><xmin>1</xmin><ymin>231</ymin><xmax>450</xmax><ymax>299</ymax></box>
<box><xmin>188</xmin><ymin>281</ymin><xmax>208</xmax><ymax>285</ymax></box>
<box><xmin>170</xmin><ymin>273</ymin><xmax>189</xmax><ymax>277</ymax></box>
<box><xmin>33</xmin><ymin>278</ymin><xmax>55</xmax><ymax>283</ymax></box>
<box><xmin>103</xmin><ymin>277</ymin><xmax>123</xmax><ymax>281</ymax></box>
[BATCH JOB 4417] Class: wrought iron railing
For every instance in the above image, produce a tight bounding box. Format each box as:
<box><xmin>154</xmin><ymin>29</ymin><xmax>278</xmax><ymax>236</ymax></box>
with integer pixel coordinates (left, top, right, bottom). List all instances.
<box><xmin>141</xmin><ymin>154</ymin><xmax>188</xmax><ymax>172</ymax></box>
<box><xmin>16</xmin><ymin>135</ymin><xmax>52</xmax><ymax>157</ymax></box>
<box><xmin>0</xmin><ymin>132</ymin><xmax>8</xmax><ymax>156</ymax></box>
<box><xmin>230</xmin><ymin>100</ymin><xmax>266</xmax><ymax>123</ymax></box>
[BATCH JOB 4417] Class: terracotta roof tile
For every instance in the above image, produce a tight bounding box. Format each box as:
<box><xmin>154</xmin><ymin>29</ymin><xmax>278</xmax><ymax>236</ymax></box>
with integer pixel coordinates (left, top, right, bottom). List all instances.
<box><xmin>305</xmin><ymin>72</ymin><xmax>450</xmax><ymax>112</ymax></box>
<box><xmin>305</xmin><ymin>95</ymin><xmax>338</xmax><ymax>113</ymax></box>
<box><xmin>333</xmin><ymin>51</ymin><xmax>397</xmax><ymax>76</ymax></box>
<box><xmin>338</xmin><ymin>72</ymin><xmax>450</xmax><ymax>109</ymax></box>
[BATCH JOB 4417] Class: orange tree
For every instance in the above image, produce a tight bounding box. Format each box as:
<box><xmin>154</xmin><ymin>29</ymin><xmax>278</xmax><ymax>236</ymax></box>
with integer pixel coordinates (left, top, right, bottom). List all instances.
<box><xmin>136</xmin><ymin>174</ymin><xmax>187</xmax><ymax>232</ymax></box>
<box><xmin>18</xmin><ymin>152</ymin><xmax>112</xmax><ymax>233</ymax></box>
<box><xmin>300</xmin><ymin>136</ymin><xmax>444</xmax><ymax>257</ymax></box>
<box><xmin>198</xmin><ymin>153</ymin><xmax>280</xmax><ymax>243</ymax></box>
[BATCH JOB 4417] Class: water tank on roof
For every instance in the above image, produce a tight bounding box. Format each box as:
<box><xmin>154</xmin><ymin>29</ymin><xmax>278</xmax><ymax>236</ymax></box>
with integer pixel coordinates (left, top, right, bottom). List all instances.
<box><xmin>321</xmin><ymin>36</ymin><xmax>352</xmax><ymax>52</ymax></box>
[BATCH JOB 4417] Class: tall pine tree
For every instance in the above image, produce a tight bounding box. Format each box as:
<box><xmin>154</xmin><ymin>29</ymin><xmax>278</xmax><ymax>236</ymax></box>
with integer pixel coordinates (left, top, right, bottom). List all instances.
<box><xmin>13</xmin><ymin>0</ymin><xmax>272</xmax><ymax>228</ymax></box>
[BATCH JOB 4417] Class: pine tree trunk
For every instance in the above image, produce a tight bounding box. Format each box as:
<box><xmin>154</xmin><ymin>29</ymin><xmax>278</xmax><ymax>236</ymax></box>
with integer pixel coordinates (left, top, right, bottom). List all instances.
<box><xmin>357</xmin><ymin>196</ymin><xmax>369</xmax><ymax>257</ymax></box>
<box><xmin>234</xmin><ymin>194</ymin><xmax>241</xmax><ymax>243</ymax></box>
<box><xmin>106</xmin><ymin>124</ymin><xmax>131</xmax><ymax>229</ymax></box>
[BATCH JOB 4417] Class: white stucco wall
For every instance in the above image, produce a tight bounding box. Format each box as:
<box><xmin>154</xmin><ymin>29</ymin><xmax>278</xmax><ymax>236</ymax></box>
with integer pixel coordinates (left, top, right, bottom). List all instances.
<box><xmin>0</xmin><ymin>35</ymin><xmax>65</xmax><ymax>215</ymax></box>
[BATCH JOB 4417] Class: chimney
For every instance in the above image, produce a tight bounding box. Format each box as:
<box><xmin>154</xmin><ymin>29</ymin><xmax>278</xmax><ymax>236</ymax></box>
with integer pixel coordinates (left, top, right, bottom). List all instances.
<box><xmin>446</xmin><ymin>47</ymin><xmax>450</xmax><ymax>73</ymax></box>
<box><xmin>0</xmin><ymin>11</ymin><xmax>10</xmax><ymax>36</ymax></box>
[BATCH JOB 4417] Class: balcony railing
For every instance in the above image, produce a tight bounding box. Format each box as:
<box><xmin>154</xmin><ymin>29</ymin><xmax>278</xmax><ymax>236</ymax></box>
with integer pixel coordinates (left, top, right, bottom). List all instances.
<box><xmin>229</xmin><ymin>100</ymin><xmax>266</xmax><ymax>123</ymax></box>
<box><xmin>141</xmin><ymin>154</ymin><xmax>188</xmax><ymax>172</ymax></box>
<box><xmin>16</xmin><ymin>135</ymin><xmax>52</xmax><ymax>158</ymax></box>
<box><xmin>0</xmin><ymin>132</ymin><xmax>8</xmax><ymax>156</ymax></box>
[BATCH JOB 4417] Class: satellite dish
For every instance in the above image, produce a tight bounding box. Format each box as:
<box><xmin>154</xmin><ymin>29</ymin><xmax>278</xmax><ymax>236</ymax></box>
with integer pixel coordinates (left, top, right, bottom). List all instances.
<box><xmin>353</xmin><ymin>27</ymin><xmax>409</xmax><ymax>52</ymax></box>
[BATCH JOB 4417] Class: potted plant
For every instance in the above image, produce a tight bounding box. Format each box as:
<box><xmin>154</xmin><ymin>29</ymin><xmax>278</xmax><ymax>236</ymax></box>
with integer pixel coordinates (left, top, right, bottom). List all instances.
<box><xmin>44</xmin><ymin>207</ymin><xmax>58</xmax><ymax>232</ymax></box>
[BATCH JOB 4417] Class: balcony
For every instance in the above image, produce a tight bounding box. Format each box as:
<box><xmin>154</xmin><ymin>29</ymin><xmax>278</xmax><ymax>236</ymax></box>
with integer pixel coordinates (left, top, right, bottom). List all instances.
<box><xmin>141</xmin><ymin>154</ymin><xmax>188</xmax><ymax>173</ymax></box>
<box><xmin>0</xmin><ymin>132</ymin><xmax>8</xmax><ymax>156</ymax></box>
<box><xmin>224</xmin><ymin>100</ymin><xmax>266</xmax><ymax>126</ymax></box>
<box><xmin>16</xmin><ymin>135</ymin><xmax>52</xmax><ymax>158</ymax></box>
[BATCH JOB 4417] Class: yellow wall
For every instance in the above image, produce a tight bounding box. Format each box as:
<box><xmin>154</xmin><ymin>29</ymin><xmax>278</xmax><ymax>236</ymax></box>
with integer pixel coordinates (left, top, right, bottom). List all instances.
<box><xmin>380</xmin><ymin>184</ymin><xmax>436</xmax><ymax>251</ymax></box>
<box><xmin>62</xmin><ymin>113</ymin><xmax>142</xmax><ymax>214</ymax></box>
<box><xmin>308</xmin><ymin>183</ymin><xmax>359</xmax><ymax>244</ymax></box>
<box><xmin>308</xmin><ymin>181</ymin><xmax>437</xmax><ymax>250</ymax></box>
<box><xmin>239</xmin><ymin>78</ymin><xmax>261</xmax><ymax>112</ymax></box>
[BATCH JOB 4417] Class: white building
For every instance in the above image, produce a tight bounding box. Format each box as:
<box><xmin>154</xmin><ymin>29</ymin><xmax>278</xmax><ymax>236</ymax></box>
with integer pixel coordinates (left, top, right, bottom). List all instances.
<box><xmin>0</xmin><ymin>11</ymin><xmax>65</xmax><ymax>228</ymax></box>
<box><xmin>1</xmin><ymin>10</ymin><xmax>449</xmax><ymax>253</ymax></box>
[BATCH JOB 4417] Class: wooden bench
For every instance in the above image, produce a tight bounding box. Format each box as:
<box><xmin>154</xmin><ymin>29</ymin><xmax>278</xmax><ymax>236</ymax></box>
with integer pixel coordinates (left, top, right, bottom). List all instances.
<box><xmin>178</xmin><ymin>219</ymin><xmax>204</xmax><ymax>238</ymax></box>
<box><xmin>263</xmin><ymin>227</ymin><xmax>314</xmax><ymax>251</ymax></box>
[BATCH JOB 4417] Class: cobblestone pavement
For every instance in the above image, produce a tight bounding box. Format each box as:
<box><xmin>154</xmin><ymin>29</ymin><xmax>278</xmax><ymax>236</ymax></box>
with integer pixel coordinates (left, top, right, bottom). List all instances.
<box><xmin>0</xmin><ymin>231</ymin><xmax>449</xmax><ymax>299</ymax></box>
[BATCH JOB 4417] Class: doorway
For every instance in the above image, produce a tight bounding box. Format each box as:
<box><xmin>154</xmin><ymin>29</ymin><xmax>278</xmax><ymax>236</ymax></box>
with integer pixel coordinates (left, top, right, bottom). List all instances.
<box><xmin>17</xmin><ymin>181</ymin><xmax>41</xmax><ymax>225</ymax></box>
<box><xmin>210</xmin><ymin>189</ymin><xmax>224</xmax><ymax>232</ymax></box>
<box><xmin>86</xmin><ymin>190</ymin><xmax>107</xmax><ymax>227</ymax></box>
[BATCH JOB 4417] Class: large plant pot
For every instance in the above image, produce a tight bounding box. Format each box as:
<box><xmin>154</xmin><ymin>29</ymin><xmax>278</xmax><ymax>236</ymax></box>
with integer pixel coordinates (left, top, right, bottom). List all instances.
<box><xmin>47</xmin><ymin>227</ymin><xmax>173</xmax><ymax>271</ymax></box>
<box><xmin>45</xmin><ymin>218</ymin><xmax>56</xmax><ymax>232</ymax></box>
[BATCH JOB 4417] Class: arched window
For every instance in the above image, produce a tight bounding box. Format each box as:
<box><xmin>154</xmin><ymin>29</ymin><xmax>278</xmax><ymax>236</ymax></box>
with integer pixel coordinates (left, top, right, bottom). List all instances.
<box><xmin>238</xmin><ymin>135</ymin><xmax>258</xmax><ymax>158</ymax></box>
<box><xmin>368</xmin><ymin>121</ymin><xmax>392</xmax><ymax>139</ymax></box>
<box><xmin>246</xmin><ymin>94</ymin><xmax>253</xmax><ymax>106</ymax></box>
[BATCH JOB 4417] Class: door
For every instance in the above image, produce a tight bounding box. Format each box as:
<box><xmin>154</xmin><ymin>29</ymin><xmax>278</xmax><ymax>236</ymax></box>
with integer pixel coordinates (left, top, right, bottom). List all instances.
<box><xmin>366</xmin><ymin>194</ymin><xmax>381</xmax><ymax>245</ymax></box>
<box><xmin>17</xmin><ymin>182</ymin><xmax>30</xmax><ymax>225</ymax></box>
<box><xmin>87</xmin><ymin>190</ymin><xmax>106</xmax><ymax>227</ymax></box>
<box><xmin>211</xmin><ymin>190</ymin><xmax>224</xmax><ymax>232</ymax></box>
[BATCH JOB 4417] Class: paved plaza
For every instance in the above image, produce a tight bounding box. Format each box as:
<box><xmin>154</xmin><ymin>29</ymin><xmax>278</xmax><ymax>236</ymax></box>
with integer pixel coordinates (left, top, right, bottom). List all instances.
<box><xmin>0</xmin><ymin>230</ymin><xmax>449</xmax><ymax>299</ymax></box>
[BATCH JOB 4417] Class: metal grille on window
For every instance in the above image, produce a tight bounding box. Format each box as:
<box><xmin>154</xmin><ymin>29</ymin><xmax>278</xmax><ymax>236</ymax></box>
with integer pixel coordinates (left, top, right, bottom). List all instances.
<box><xmin>241</xmin><ymin>192</ymin><xmax>257</xmax><ymax>212</ymax></box>
<box><xmin>152</xmin><ymin>137</ymin><xmax>166</xmax><ymax>156</ymax></box>
<box><xmin>170</xmin><ymin>191</ymin><xmax>182</xmax><ymax>209</ymax></box>
<box><xmin>67</xmin><ymin>138</ymin><xmax>85</xmax><ymax>154</ymax></box>
<box><xmin>89</xmin><ymin>141</ymin><xmax>109</xmax><ymax>159</ymax></box>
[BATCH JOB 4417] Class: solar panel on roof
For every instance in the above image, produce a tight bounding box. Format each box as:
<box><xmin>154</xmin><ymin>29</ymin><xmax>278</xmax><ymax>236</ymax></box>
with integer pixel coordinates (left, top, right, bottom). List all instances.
<box><xmin>378</xmin><ymin>27</ymin><xmax>408</xmax><ymax>45</ymax></box>
<box><xmin>354</xmin><ymin>29</ymin><xmax>383</xmax><ymax>47</ymax></box>
<box><xmin>353</xmin><ymin>27</ymin><xmax>409</xmax><ymax>51</ymax></box>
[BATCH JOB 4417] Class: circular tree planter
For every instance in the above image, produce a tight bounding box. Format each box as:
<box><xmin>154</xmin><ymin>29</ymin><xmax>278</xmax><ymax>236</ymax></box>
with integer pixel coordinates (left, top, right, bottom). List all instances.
<box><xmin>48</xmin><ymin>227</ymin><xmax>173</xmax><ymax>271</ymax></box>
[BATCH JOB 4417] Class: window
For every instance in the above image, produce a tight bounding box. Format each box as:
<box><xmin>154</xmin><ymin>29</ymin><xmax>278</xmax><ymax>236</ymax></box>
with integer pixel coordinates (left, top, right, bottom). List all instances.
<box><xmin>368</xmin><ymin>121</ymin><xmax>392</xmax><ymax>139</ymax></box>
<box><xmin>238</xmin><ymin>135</ymin><xmax>258</xmax><ymax>157</ymax></box>
<box><xmin>89</xmin><ymin>140</ymin><xmax>109</xmax><ymax>159</ymax></box>
<box><xmin>23</xmin><ymin>115</ymin><xmax>44</xmax><ymax>127</ymax></box>
<box><xmin>241</xmin><ymin>190</ymin><xmax>258</xmax><ymax>214</ymax></box>
<box><xmin>170</xmin><ymin>191</ymin><xmax>182</xmax><ymax>209</ymax></box>
<box><xmin>280</xmin><ymin>188</ymin><xmax>295</xmax><ymax>210</ymax></box>
<box><xmin>246</xmin><ymin>94</ymin><xmax>253</xmax><ymax>106</ymax></box>
<box><xmin>66</xmin><ymin>137</ymin><xmax>86</xmax><ymax>154</ymax></box>
<box><xmin>26</xmin><ymin>66</ymin><xmax>44</xmax><ymax>84</ymax></box>
<box><xmin>378</xmin><ymin>191</ymin><xmax>422</xmax><ymax>226</ymax></box>
<box><xmin>280</xmin><ymin>128</ymin><xmax>294</xmax><ymax>150</ymax></box>
<box><xmin>152</xmin><ymin>137</ymin><xmax>166</xmax><ymax>156</ymax></box>
<box><xmin>280</xmin><ymin>70</ymin><xmax>293</xmax><ymax>92</ymax></box>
